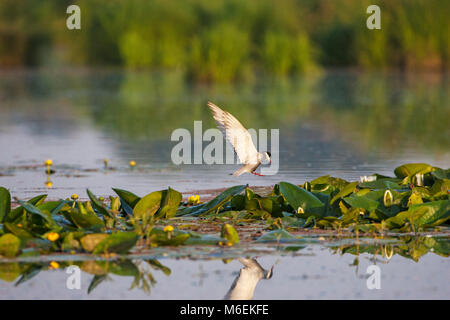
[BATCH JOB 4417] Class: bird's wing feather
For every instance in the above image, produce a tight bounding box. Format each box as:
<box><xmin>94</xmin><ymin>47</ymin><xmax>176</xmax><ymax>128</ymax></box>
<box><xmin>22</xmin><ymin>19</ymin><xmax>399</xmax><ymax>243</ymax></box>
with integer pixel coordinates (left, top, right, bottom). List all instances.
<box><xmin>208</xmin><ymin>102</ymin><xmax>259</xmax><ymax>164</ymax></box>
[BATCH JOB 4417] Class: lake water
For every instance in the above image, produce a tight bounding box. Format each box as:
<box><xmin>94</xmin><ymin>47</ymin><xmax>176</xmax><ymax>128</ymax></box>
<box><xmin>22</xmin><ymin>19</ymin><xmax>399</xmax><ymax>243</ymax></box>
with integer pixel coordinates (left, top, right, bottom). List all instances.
<box><xmin>0</xmin><ymin>69</ymin><xmax>449</xmax><ymax>299</ymax></box>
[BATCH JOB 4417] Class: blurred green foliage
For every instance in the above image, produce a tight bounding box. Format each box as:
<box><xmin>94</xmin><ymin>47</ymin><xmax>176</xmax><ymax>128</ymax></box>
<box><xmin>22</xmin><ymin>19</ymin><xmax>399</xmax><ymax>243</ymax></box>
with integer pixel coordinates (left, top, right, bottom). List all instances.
<box><xmin>0</xmin><ymin>0</ymin><xmax>449</xmax><ymax>81</ymax></box>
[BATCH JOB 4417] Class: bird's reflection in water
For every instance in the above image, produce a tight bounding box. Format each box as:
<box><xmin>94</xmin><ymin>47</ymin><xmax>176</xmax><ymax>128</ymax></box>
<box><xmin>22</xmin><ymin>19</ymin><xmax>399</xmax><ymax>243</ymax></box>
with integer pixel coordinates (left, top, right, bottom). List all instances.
<box><xmin>224</xmin><ymin>258</ymin><xmax>274</xmax><ymax>300</ymax></box>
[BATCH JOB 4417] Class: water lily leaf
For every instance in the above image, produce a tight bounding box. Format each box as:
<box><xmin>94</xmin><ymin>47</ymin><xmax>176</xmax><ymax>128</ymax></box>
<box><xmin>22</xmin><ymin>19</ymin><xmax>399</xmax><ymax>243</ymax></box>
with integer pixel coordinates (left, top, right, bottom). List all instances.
<box><xmin>394</xmin><ymin>163</ymin><xmax>434</xmax><ymax>184</ymax></box>
<box><xmin>3</xmin><ymin>222</ymin><xmax>34</xmax><ymax>239</ymax></box>
<box><xmin>279</xmin><ymin>181</ymin><xmax>324</xmax><ymax>213</ymax></box>
<box><xmin>344</xmin><ymin>195</ymin><xmax>379</xmax><ymax>212</ymax></box>
<box><xmin>259</xmin><ymin>197</ymin><xmax>283</xmax><ymax>217</ymax></box>
<box><xmin>133</xmin><ymin>191</ymin><xmax>164</xmax><ymax>219</ymax></box>
<box><xmin>61</xmin><ymin>232</ymin><xmax>80</xmax><ymax>251</ymax></box>
<box><xmin>80</xmin><ymin>234</ymin><xmax>109</xmax><ymax>252</ymax></box>
<box><xmin>93</xmin><ymin>232</ymin><xmax>139</xmax><ymax>254</ymax></box>
<box><xmin>431</xmin><ymin>168</ymin><xmax>450</xmax><ymax>180</ymax></box>
<box><xmin>87</xmin><ymin>189</ymin><xmax>113</xmax><ymax>218</ymax></box>
<box><xmin>411</xmin><ymin>200</ymin><xmax>450</xmax><ymax>227</ymax></box>
<box><xmin>157</xmin><ymin>187</ymin><xmax>182</xmax><ymax>219</ymax></box>
<box><xmin>231</xmin><ymin>194</ymin><xmax>245</xmax><ymax>210</ymax></box>
<box><xmin>394</xmin><ymin>163</ymin><xmax>434</xmax><ymax>179</ymax></box>
<box><xmin>178</xmin><ymin>185</ymin><xmax>246</xmax><ymax>216</ymax></box>
<box><xmin>256</xmin><ymin>229</ymin><xmax>297</xmax><ymax>242</ymax></box>
<box><xmin>6</xmin><ymin>194</ymin><xmax>47</xmax><ymax>223</ymax></box>
<box><xmin>359</xmin><ymin>179</ymin><xmax>402</xmax><ymax>190</ymax></box>
<box><xmin>330</xmin><ymin>181</ymin><xmax>358</xmax><ymax>204</ymax></box>
<box><xmin>37</xmin><ymin>201</ymin><xmax>63</xmax><ymax>214</ymax></box>
<box><xmin>0</xmin><ymin>233</ymin><xmax>21</xmax><ymax>257</ymax></box>
<box><xmin>63</xmin><ymin>209</ymin><xmax>104</xmax><ymax>231</ymax></box>
<box><xmin>184</xmin><ymin>233</ymin><xmax>223</xmax><ymax>245</ymax></box>
<box><xmin>148</xmin><ymin>228</ymin><xmax>190</xmax><ymax>246</ymax></box>
<box><xmin>112</xmin><ymin>188</ymin><xmax>141</xmax><ymax>209</ymax></box>
<box><xmin>18</xmin><ymin>200</ymin><xmax>52</xmax><ymax>224</ymax></box>
<box><xmin>0</xmin><ymin>187</ymin><xmax>11</xmax><ymax>223</ymax></box>
<box><xmin>221</xmin><ymin>223</ymin><xmax>239</xmax><ymax>244</ymax></box>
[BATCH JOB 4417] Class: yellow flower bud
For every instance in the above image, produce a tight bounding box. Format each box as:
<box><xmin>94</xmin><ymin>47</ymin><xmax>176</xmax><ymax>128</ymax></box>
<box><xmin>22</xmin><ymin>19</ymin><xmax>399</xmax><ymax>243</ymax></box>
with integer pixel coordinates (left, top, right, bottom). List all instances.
<box><xmin>45</xmin><ymin>159</ymin><xmax>53</xmax><ymax>166</ymax></box>
<box><xmin>188</xmin><ymin>195</ymin><xmax>201</xmax><ymax>205</ymax></box>
<box><xmin>129</xmin><ymin>160</ymin><xmax>136</xmax><ymax>167</ymax></box>
<box><xmin>71</xmin><ymin>194</ymin><xmax>79</xmax><ymax>201</ymax></box>
<box><xmin>47</xmin><ymin>232</ymin><xmax>59</xmax><ymax>242</ymax></box>
<box><xmin>163</xmin><ymin>225</ymin><xmax>174</xmax><ymax>232</ymax></box>
<box><xmin>49</xmin><ymin>261</ymin><xmax>59</xmax><ymax>269</ymax></box>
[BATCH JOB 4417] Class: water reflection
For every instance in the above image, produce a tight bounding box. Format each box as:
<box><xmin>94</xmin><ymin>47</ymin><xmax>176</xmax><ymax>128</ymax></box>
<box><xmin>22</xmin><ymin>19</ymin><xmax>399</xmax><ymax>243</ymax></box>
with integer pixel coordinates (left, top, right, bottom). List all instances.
<box><xmin>1</xmin><ymin>235</ymin><xmax>448</xmax><ymax>298</ymax></box>
<box><xmin>224</xmin><ymin>258</ymin><xmax>274</xmax><ymax>300</ymax></box>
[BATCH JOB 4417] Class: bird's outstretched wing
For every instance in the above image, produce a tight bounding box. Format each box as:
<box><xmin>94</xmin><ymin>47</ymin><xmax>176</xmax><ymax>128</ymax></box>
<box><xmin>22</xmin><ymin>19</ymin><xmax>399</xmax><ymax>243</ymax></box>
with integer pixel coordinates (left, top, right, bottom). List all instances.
<box><xmin>208</xmin><ymin>102</ymin><xmax>259</xmax><ymax>164</ymax></box>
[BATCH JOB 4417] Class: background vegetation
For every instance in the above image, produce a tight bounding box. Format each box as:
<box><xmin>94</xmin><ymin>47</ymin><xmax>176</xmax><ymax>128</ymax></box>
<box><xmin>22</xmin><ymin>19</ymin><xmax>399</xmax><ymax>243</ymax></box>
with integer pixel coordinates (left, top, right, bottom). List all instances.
<box><xmin>0</xmin><ymin>0</ymin><xmax>448</xmax><ymax>82</ymax></box>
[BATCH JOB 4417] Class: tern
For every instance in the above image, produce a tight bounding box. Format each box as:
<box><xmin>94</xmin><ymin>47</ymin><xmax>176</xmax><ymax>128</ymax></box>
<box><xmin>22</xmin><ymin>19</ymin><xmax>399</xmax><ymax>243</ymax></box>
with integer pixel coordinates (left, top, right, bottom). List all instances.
<box><xmin>208</xmin><ymin>102</ymin><xmax>272</xmax><ymax>176</ymax></box>
<box><xmin>224</xmin><ymin>258</ymin><xmax>274</xmax><ymax>300</ymax></box>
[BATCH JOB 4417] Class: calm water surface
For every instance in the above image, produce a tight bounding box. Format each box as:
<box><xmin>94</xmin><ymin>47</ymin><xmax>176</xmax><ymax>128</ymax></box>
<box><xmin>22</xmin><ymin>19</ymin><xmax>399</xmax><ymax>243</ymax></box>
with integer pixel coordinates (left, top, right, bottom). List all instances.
<box><xmin>0</xmin><ymin>69</ymin><xmax>448</xmax><ymax>199</ymax></box>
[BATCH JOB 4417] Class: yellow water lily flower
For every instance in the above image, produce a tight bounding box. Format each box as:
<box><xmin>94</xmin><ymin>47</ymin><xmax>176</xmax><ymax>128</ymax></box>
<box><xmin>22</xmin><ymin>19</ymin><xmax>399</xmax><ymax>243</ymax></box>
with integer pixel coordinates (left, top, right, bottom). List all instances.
<box><xmin>47</xmin><ymin>232</ymin><xmax>60</xmax><ymax>242</ymax></box>
<box><xmin>49</xmin><ymin>261</ymin><xmax>59</xmax><ymax>269</ymax></box>
<box><xmin>163</xmin><ymin>225</ymin><xmax>174</xmax><ymax>232</ymax></box>
<box><xmin>45</xmin><ymin>180</ymin><xmax>53</xmax><ymax>188</ymax></box>
<box><xmin>188</xmin><ymin>195</ymin><xmax>200</xmax><ymax>205</ymax></box>
<box><xmin>129</xmin><ymin>160</ymin><xmax>136</xmax><ymax>167</ymax></box>
<box><xmin>71</xmin><ymin>194</ymin><xmax>79</xmax><ymax>201</ymax></box>
<box><xmin>45</xmin><ymin>159</ymin><xmax>53</xmax><ymax>166</ymax></box>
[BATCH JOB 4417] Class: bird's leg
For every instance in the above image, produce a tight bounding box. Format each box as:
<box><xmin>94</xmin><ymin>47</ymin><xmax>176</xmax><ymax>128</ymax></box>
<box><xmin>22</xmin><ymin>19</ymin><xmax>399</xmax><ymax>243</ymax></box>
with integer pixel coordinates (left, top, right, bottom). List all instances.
<box><xmin>252</xmin><ymin>172</ymin><xmax>264</xmax><ymax>177</ymax></box>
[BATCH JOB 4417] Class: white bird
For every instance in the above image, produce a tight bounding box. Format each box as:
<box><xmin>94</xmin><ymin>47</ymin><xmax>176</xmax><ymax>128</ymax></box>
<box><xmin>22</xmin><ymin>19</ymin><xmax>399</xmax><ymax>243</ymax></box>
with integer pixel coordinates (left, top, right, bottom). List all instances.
<box><xmin>224</xmin><ymin>258</ymin><xmax>274</xmax><ymax>300</ymax></box>
<box><xmin>207</xmin><ymin>102</ymin><xmax>271</xmax><ymax>176</ymax></box>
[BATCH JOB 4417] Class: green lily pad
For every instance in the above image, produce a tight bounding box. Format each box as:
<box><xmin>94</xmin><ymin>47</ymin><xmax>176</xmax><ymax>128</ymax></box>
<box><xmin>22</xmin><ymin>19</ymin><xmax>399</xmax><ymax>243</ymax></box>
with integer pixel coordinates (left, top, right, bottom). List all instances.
<box><xmin>394</xmin><ymin>163</ymin><xmax>434</xmax><ymax>179</ymax></box>
<box><xmin>112</xmin><ymin>188</ymin><xmax>141</xmax><ymax>208</ymax></box>
<box><xmin>256</xmin><ymin>229</ymin><xmax>297</xmax><ymax>242</ymax></box>
<box><xmin>220</xmin><ymin>223</ymin><xmax>239</xmax><ymax>244</ymax></box>
<box><xmin>0</xmin><ymin>187</ymin><xmax>11</xmax><ymax>223</ymax></box>
<box><xmin>279</xmin><ymin>181</ymin><xmax>324</xmax><ymax>213</ymax></box>
<box><xmin>87</xmin><ymin>189</ymin><xmax>113</xmax><ymax>218</ymax></box>
<box><xmin>178</xmin><ymin>185</ymin><xmax>246</xmax><ymax>216</ymax></box>
<box><xmin>93</xmin><ymin>232</ymin><xmax>139</xmax><ymax>254</ymax></box>
<box><xmin>157</xmin><ymin>187</ymin><xmax>182</xmax><ymax>219</ymax></box>
<box><xmin>330</xmin><ymin>181</ymin><xmax>358</xmax><ymax>204</ymax></box>
<box><xmin>80</xmin><ymin>234</ymin><xmax>109</xmax><ymax>252</ymax></box>
<box><xmin>344</xmin><ymin>195</ymin><xmax>379</xmax><ymax>212</ymax></box>
<box><xmin>0</xmin><ymin>233</ymin><xmax>21</xmax><ymax>257</ymax></box>
<box><xmin>63</xmin><ymin>209</ymin><xmax>104</xmax><ymax>230</ymax></box>
<box><xmin>133</xmin><ymin>190</ymin><xmax>164</xmax><ymax>219</ymax></box>
<box><xmin>411</xmin><ymin>200</ymin><xmax>450</xmax><ymax>227</ymax></box>
<box><xmin>18</xmin><ymin>200</ymin><xmax>52</xmax><ymax>224</ymax></box>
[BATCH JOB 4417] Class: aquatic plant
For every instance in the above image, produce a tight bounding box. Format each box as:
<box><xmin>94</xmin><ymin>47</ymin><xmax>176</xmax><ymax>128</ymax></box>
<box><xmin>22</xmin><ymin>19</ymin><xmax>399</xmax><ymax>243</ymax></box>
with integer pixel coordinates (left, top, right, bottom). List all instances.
<box><xmin>0</xmin><ymin>163</ymin><xmax>448</xmax><ymax>260</ymax></box>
